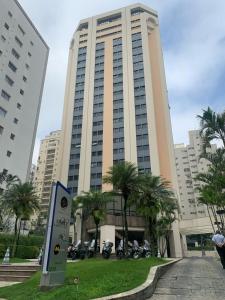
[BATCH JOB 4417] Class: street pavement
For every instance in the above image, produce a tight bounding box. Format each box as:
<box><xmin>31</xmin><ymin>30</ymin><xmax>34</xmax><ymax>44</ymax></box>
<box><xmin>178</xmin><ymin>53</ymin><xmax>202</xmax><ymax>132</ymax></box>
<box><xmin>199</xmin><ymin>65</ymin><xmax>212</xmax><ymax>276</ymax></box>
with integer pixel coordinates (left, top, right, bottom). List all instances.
<box><xmin>148</xmin><ymin>257</ymin><xmax>225</xmax><ymax>300</ymax></box>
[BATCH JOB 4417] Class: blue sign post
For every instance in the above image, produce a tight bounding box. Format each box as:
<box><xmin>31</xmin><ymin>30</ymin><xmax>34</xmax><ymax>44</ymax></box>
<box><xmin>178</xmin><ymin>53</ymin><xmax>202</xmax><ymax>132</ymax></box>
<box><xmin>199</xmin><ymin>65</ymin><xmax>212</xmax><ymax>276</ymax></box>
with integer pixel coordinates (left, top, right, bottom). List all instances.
<box><xmin>40</xmin><ymin>181</ymin><xmax>71</xmax><ymax>289</ymax></box>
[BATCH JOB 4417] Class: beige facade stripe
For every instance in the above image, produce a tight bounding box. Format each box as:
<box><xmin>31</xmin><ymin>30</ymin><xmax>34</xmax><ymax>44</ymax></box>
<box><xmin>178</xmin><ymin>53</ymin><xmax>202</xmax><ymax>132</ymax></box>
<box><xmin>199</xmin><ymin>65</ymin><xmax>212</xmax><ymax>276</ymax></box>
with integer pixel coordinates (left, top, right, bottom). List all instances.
<box><xmin>148</xmin><ymin>30</ymin><xmax>172</xmax><ymax>183</ymax></box>
<box><xmin>102</xmin><ymin>38</ymin><xmax>113</xmax><ymax>191</ymax></box>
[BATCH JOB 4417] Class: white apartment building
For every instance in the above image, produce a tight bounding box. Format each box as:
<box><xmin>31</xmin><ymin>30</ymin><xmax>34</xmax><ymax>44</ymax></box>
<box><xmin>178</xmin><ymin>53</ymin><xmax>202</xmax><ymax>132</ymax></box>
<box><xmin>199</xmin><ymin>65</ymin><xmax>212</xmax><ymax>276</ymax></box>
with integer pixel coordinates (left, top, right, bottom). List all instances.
<box><xmin>0</xmin><ymin>0</ymin><xmax>49</xmax><ymax>183</ymax></box>
<box><xmin>175</xmin><ymin>130</ymin><xmax>216</xmax><ymax>220</ymax></box>
<box><xmin>34</xmin><ymin>130</ymin><xmax>61</xmax><ymax>222</ymax></box>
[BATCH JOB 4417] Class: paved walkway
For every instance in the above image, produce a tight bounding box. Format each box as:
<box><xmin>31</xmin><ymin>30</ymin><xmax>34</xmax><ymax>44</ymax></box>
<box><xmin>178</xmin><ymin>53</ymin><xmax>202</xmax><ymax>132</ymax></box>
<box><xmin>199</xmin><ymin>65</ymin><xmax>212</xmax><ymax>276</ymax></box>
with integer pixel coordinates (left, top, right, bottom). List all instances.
<box><xmin>148</xmin><ymin>257</ymin><xmax>225</xmax><ymax>300</ymax></box>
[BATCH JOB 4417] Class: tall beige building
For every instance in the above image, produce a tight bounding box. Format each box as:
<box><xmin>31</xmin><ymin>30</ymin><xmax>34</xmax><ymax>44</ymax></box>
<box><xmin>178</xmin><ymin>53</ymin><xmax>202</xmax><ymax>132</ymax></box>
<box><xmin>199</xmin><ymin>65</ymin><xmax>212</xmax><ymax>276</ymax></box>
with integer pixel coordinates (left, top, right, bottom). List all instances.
<box><xmin>34</xmin><ymin>130</ymin><xmax>61</xmax><ymax>222</ymax></box>
<box><xmin>175</xmin><ymin>130</ymin><xmax>216</xmax><ymax>220</ymax></box>
<box><xmin>0</xmin><ymin>0</ymin><xmax>48</xmax><ymax>184</ymax></box>
<box><xmin>58</xmin><ymin>4</ymin><xmax>182</xmax><ymax>256</ymax></box>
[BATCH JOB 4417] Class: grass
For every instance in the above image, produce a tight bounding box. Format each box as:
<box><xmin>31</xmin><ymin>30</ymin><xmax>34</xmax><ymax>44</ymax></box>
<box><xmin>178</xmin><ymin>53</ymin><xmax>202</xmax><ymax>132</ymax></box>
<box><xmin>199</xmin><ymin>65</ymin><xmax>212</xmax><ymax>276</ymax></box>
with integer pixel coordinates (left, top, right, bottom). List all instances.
<box><xmin>0</xmin><ymin>257</ymin><xmax>31</xmax><ymax>264</ymax></box>
<box><xmin>0</xmin><ymin>257</ymin><xmax>165</xmax><ymax>300</ymax></box>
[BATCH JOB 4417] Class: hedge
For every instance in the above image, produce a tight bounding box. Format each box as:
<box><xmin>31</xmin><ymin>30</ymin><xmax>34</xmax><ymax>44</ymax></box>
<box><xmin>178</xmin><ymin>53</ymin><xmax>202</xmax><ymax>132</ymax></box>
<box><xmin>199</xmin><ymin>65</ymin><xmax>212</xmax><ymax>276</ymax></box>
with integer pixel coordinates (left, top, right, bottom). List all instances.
<box><xmin>0</xmin><ymin>234</ymin><xmax>44</xmax><ymax>247</ymax></box>
<box><xmin>0</xmin><ymin>244</ymin><xmax>40</xmax><ymax>259</ymax></box>
<box><xmin>0</xmin><ymin>234</ymin><xmax>44</xmax><ymax>258</ymax></box>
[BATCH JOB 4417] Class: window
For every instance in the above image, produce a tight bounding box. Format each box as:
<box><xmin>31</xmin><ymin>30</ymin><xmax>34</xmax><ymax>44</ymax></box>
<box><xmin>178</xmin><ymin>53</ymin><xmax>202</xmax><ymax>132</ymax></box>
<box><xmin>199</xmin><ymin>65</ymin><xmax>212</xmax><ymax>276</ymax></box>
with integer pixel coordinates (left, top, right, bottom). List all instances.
<box><xmin>8</xmin><ymin>11</ymin><xmax>12</xmax><ymax>17</ymax></box>
<box><xmin>8</xmin><ymin>61</ymin><xmax>17</xmax><ymax>72</ymax></box>
<box><xmin>20</xmin><ymin>89</ymin><xmax>24</xmax><ymax>95</ymax></box>
<box><xmin>0</xmin><ymin>107</ymin><xmax>7</xmax><ymax>117</ymax></box>
<box><xmin>5</xmin><ymin>75</ymin><xmax>14</xmax><ymax>86</ymax></box>
<box><xmin>7</xmin><ymin>151</ymin><xmax>12</xmax><ymax>157</ymax></box>
<box><xmin>25</xmin><ymin>63</ymin><xmax>30</xmax><ymax>70</ymax></box>
<box><xmin>17</xmin><ymin>103</ymin><xmax>21</xmax><ymax>109</ymax></box>
<box><xmin>18</xmin><ymin>25</ymin><xmax>25</xmax><ymax>35</ymax></box>
<box><xmin>0</xmin><ymin>50</ymin><xmax>2</xmax><ymax>56</ymax></box>
<box><xmin>10</xmin><ymin>133</ymin><xmax>15</xmax><ymax>140</ymax></box>
<box><xmin>30</xmin><ymin>41</ymin><xmax>34</xmax><ymax>46</ymax></box>
<box><xmin>14</xmin><ymin>118</ymin><xmax>18</xmax><ymax>124</ymax></box>
<box><xmin>11</xmin><ymin>48</ymin><xmax>20</xmax><ymax>59</ymax></box>
<box><xmin>1</xmin><ymin>90</ymin><xmax>11</xmax><ymax>101</ymax></box>
<box><xmin>15</xmin><ymin>36</ymin><xmax>23</xmax><ymax>47</ymax></box>
<box><xmin>1</xmin><ymin>35</ymin><xmax>6</xmax><ymax>42</ymax></box>
<box><xmin>23</xmin><ymin>76</ymin><xmax>27</xmax><ymax>82</ymax></box>
<box><xmin>4</xmin><ymin>23</ymin><xmax>9</xmax><ymax>30</ymax></box>
<box><xmin>28</xmin><ymin>52</ymin><xmax>31</xmax><ymax>57</ymax></box>
<box><xmin>0</xmin><ymin>126</ymin><xmax>4</xmax><ymax>135</ymax></box>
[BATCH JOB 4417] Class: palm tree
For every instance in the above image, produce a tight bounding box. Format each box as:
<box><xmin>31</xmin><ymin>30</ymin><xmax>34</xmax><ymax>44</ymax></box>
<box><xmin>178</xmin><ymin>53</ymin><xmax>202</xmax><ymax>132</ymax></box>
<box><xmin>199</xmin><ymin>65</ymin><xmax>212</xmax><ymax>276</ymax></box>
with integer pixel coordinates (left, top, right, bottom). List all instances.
<box><xmin>76</xmin><ymin>191</ymin><xmax>112</xmax><ymax>252</ymax></box>
<box><xmin>0</xmin><ymin>169</ymin><xmax>19</xmax><ymax>187</ymax></box>
<box><xmin>2</xmin><ymin>181</ymin><xmax>39</xmax><ymax>256</ymax></box>
<box><xmin>197</xmin><ymin>107</ymin><xmax>225</xmax><ymax>150</ymax></box>
<box><xmin>103</xmin><ymin>161</ymin><xmax>140</xmax><ymax>256</ymax></box>
<box><xmin>195</xmin><ymin>149</ymin><xmax>225</xmax><ymax>231</ymax></box>
<box><xmin>135</xmin><ymin>174</ymin><xmax>176</xmax><ymax>256</ymax></box>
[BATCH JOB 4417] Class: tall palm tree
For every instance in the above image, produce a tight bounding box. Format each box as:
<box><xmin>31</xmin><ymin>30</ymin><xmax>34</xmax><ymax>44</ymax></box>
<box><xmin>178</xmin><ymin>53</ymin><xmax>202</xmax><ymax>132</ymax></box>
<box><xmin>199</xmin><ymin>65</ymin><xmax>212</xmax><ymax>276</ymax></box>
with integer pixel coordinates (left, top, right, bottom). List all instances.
<box><xmin>76</xmin><ymin>191</ymin><xmax>112</xmax><ymax>252</ymax></box>
<box><xmin>195</xmin><ymin>149</ymin><xmax>225</xmax><ymax>231</ymax></box>
<box><xmin>197</xmin><ymin>107</ymin><xmax>225</xmax><ymax>150</ymax></box>
<box><xmin>135</xmin><ymin>174</ymin><xmax>176</xmax><ymax>256</ymax></box>
<box><xmin>103</xmin><ymin>161</ymin><xmax>140</xmax><ymax>256</ymax></box>
<box><xmin>2</xmin><ymin>181</ymin><xmax>39</xmax><ymax>256</ymax></box>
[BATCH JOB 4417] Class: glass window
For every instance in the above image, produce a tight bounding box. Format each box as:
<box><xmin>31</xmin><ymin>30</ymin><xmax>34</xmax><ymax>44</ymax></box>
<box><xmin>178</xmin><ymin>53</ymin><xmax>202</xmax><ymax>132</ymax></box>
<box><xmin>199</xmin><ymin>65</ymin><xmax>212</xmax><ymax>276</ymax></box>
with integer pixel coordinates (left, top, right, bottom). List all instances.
<box><xmin>8</xmin><ymin>61</ymin><xmax>17</xmax><ymax>72</ymax></box>
<box><xmin>1</xmin><ymin>90</ymin><xmax>11</xmax><ymax>101</ymax></box>
<box><xmin>0</xmin><ymin>107</ymin><xmax>7</xmax><ymax>117</ymax></box>
<box><xmin>5</xmin><ymin>75</ymin><xmax>14</xmax><ymax>86</ymax></box>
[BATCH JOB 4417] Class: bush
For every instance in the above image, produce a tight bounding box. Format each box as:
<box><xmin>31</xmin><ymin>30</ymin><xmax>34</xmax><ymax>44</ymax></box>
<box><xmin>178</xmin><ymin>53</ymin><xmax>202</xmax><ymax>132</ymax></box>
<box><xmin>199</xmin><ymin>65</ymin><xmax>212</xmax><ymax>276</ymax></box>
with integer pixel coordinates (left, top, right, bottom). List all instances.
<box><xmin>15</xmin><ymin>245</ymin><xmax>39</xmax><ymax>259</ymax></box>
<box><xmin>0</xmin><ymin>234</ymin><xmax>44</xmax><ymax>258</ymax></box>
<box><xmin>0</xmin><ymin>233</ymin><xmax>44</xmax><ymax>247</ymax></box>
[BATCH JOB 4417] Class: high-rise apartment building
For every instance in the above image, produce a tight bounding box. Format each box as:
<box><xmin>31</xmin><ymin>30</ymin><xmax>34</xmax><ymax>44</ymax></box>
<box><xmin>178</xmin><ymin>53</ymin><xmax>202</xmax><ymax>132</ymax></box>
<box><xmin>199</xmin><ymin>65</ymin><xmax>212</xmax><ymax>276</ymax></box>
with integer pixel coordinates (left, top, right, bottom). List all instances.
<box><xmin>58</xmin><ymin>4</ymin><xmax>182</xmax><ymax>256</ymax></box>
<box><xmin>175</xmin><ymin>130</ymin><xmax>216</xmax><ymax>220</ymax></box>
<box><xmin>0</xmin><ymin>0</ymin><xmax>48</xmax><ymax>184</ymax></box>
<box><xmin>34</xmin><ymin>130</ymin><xmax>61</xmax><ymax>222</ymax></box>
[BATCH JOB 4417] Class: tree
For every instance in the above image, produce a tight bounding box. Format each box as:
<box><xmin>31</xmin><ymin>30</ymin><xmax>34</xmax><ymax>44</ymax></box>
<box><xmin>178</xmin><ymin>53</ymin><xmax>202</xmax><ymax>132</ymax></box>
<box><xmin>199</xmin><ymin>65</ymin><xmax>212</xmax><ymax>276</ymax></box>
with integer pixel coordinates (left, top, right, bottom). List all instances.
<box><xmin>197</xmin><ymin>107</ymin><xmax>225</xmax><ymax>151</ymax></box>
<box><xmin>2</xmin><ymin>181</ymin><xmax>39</xmax><ymax>256</ymax></box>
<box><xmin>157</xmin><ymin>197</ymin><xmax>178</xmax><ymax>257</ymax></box>
<box><xmin>195</xmin><ymin>149</ymin><xmax>225</xmax><ymax>232</ymax></box>
<box><xmin>134</xmin><ymin>174</ymin><xmax>177</xmax><ymax>257</ymax></box>
<box><xmin>103</xmin><ymin>161</ymin><xmax>140</xmax><ymax>256</ymax></box>
<box><xmin>76</xmin><ymin>191</ymin><xmax>112</xmax><ymax>252</ymax></box>
<box><xmin>0</xmin><ymin>170</ymin><xmax>19</xmax><ymax>232</ymax></box>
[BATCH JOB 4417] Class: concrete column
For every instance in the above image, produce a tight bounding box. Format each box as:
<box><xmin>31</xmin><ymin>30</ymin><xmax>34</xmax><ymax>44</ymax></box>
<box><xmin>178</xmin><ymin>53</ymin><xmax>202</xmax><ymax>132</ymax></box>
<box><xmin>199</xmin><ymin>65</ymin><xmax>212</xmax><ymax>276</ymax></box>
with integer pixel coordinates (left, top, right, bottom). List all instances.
<box><xmin>169</xmin><ymin>220</ymin><xmax>183</xmax><ymax>258</ymax></box>
<box><xmin>100</xmin><ymin>225</ymin><xmax>115</xmax><ymax>253</ymax></box>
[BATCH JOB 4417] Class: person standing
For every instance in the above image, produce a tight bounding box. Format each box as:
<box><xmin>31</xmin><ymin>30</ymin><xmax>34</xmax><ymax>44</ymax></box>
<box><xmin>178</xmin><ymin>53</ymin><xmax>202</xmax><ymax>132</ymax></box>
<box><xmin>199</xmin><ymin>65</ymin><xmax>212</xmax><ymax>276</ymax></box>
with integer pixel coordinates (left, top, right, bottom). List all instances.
<box><xmin>212</xmin><ymin>230</ymin><xmax>225</xmax><ymax>269</ymax></box>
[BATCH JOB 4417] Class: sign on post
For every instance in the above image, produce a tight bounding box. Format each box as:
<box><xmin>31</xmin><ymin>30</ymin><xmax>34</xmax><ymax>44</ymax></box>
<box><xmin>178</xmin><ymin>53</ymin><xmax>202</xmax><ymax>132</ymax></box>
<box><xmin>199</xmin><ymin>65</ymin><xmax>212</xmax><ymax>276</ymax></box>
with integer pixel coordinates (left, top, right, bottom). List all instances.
<box><xmin>40</xmin><ymin>181</ymin><xmax>71</xmax><ymax>289</ymax></box>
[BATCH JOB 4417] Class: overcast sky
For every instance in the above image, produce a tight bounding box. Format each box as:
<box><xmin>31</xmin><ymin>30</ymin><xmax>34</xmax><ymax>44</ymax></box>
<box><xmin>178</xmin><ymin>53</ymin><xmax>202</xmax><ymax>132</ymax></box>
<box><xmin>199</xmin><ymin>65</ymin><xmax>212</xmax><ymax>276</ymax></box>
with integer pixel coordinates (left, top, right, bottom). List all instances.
<box><xmin>18</xmin><ymin>0</ymin><xmax>225</xmax><ymax>164</ymax></box>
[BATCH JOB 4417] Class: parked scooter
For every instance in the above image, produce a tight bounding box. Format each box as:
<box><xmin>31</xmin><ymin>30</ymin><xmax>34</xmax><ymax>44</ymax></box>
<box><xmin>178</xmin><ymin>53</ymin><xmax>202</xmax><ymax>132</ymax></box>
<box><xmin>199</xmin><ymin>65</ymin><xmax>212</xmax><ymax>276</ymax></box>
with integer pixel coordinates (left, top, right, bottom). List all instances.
<box><xmin>87</xmin><ymin>239</ymin><xmax>96</xmax><ymax>258</ymax></box>
<box><xmin>102</xmin><ymin>240</ymin><xmax>113</xmax><ymax>259</ymax></box>
<box><xmin>132</xmin><ymin>240</ymin><xmax>151</xmax><ymax>259</ymax></box>
<box><xmin>116</xmin><ymin>240</ymin><xmax>124</xmax><ymax>259</ymax></box>
<box><xmin>69</xmin><ymin>240</ymin><xmax>85</xmax><ymax>260</ymax></box>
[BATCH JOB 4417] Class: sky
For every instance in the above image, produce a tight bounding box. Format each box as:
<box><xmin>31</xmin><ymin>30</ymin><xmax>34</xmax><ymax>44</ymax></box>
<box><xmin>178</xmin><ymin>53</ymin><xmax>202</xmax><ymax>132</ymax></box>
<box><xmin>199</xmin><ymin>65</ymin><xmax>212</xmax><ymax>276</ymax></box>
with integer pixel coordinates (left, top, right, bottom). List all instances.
<box><xmin>18</xmin><ymin>0</ymin><xmax>225</xmax><ymax>164</ymax></box>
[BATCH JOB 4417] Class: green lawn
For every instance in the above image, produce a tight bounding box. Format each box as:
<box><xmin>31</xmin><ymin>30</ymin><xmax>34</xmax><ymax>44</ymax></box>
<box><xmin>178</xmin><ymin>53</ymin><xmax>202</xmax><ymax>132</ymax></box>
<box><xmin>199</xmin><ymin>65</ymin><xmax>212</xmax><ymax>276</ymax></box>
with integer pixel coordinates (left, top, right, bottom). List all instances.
<box><xmin>0</xmin><ymin>257</ymin><xmax>165</xmax><ymax>300</ymax></box>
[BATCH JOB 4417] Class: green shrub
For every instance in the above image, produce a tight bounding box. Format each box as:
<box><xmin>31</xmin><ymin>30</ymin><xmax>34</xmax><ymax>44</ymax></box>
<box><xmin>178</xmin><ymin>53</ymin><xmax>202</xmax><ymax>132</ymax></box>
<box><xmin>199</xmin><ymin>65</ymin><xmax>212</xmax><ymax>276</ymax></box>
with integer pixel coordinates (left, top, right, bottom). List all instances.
<box><xmin>15</xmin><ymin>245</ymin><xmax>39</xmax><ymax>259</ymax></box>
<box><xmin>0</xmin><ymin>233</ymin><xmax>44</xmax><ymax>247</ymax></box>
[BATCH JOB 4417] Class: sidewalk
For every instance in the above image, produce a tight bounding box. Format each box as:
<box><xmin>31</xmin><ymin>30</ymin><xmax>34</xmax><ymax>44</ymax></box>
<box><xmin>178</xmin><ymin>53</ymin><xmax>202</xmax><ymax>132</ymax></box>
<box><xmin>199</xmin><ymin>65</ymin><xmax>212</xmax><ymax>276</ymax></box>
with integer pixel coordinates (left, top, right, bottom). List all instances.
<box><xmin>148</xmin><ymin>257</ymin><xmax>225</xmax><ymax>300</ymax></box>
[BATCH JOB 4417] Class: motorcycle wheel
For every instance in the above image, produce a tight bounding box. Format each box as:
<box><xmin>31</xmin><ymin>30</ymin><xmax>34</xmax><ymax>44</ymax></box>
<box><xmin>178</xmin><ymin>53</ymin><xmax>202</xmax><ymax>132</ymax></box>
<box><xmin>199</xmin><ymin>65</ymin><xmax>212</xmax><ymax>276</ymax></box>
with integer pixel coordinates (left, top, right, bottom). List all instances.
<box><xmin>145</xmin><ymin>251</ymin><xmax>151</xmax><ymax>258</ymax></box>
<box><xmin>102</xmin><ymin>251</ymin><xmax>110</xmax><ymax>259</ymax></box>
<box><xmin>117</xmin><ymin>251</ymin><xmax>123</xmax><ymax>259</ymax></box>
<box><xmin>133</xmin><ymin>252</ymin><xmax>139</xmax><ymax>259</ymax></box>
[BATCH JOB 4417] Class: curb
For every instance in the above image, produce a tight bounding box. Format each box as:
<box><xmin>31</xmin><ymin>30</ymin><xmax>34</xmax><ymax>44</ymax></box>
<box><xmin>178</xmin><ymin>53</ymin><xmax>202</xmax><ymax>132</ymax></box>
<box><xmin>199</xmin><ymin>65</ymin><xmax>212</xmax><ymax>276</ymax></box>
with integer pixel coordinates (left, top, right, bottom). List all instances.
<box><xmin>92</xmin><ymin>258</ymin><xmax>182</xmax><ymax>300</ymax></box>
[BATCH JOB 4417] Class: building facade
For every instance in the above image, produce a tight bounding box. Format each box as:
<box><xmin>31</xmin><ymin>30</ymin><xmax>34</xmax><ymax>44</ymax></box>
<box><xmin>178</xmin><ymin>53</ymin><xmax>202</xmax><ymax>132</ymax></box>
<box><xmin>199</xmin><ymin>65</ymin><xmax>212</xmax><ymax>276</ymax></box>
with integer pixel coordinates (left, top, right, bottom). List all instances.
<box><xmin>0</xmin><ymin>0</ymin><xmax>49</xmax><ymax>183</ymax></box>
<box><xmin>58</xmin><ymin>4</ymin><xmax>182</xmax><ymax>256</ymax></box>
<box><xmin>34</xmin><ymin>130</ymin><xmax>61</xmax><ymax>223</ymax></box>
<box><xmin>175</xmin><ymin>130</ymin><xmax>216</xmax><ymax>220</ymax></box>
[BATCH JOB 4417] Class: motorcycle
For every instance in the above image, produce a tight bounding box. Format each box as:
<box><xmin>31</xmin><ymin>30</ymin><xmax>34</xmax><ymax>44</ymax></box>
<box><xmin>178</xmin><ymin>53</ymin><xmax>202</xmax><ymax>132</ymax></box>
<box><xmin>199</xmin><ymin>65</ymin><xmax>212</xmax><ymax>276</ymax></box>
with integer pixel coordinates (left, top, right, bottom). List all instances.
<box><xmin>132</xmin><ymin>240</ymin><xmax>151</xmax><ymax>259</ymax></box>
<box><xmin>87</xmin><ymin>239</ymin><xmax>96</xmax><ymax>258</ymax></box>
<box><xmin>116</xmin><ymin>239</ymin><xmax>124</xmax><ymax>259</ymax></box>
<box><xmin>102</xmin><ymin>240</ymin><xmax>113</xmax><ymax>259</ymax></box>
<box><xmin>69</xmin><ymin>240</ymin><xmax>85</xmax><ymax>260</ymax></box>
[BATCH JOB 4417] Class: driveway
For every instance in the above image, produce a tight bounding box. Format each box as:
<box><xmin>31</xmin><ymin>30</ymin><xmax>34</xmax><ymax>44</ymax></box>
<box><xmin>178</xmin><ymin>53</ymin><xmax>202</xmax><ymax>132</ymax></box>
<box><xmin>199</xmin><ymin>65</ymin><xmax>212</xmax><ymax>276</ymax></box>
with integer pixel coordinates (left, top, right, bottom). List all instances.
<box><xmin>148</xmin><ymin>257</ymin><xmax>225</xmax><ymax>300</ymax></box>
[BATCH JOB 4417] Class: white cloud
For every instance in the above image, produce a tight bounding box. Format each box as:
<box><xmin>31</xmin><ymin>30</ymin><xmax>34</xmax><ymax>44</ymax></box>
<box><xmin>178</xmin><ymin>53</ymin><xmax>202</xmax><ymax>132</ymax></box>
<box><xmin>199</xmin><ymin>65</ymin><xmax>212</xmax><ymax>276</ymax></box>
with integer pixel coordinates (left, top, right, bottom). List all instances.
<box><xmin>17</xmin><ymin>0</ymin><xmax>225</xmax><ymax>161</ymax></box>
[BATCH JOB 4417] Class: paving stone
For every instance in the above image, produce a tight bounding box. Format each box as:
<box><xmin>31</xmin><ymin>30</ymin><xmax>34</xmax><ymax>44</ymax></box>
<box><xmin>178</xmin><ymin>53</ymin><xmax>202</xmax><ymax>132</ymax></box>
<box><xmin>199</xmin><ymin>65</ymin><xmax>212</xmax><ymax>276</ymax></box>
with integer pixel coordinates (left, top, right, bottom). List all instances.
<box><xmin>146</xmin><ymin>257</ymin><xmax>225</xmax><ymax>300</ymax></box>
